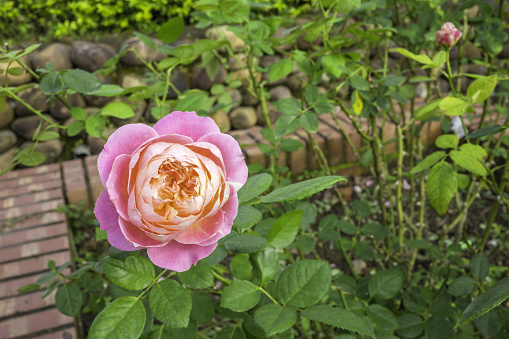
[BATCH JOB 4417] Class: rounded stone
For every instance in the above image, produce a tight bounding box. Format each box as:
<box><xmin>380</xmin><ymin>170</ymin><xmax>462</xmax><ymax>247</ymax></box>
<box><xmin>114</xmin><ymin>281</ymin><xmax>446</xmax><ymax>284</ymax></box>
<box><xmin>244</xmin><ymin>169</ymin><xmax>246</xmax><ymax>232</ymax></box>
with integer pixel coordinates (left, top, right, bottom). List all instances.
<box><xmin>0</xmin><ymin>130</ymin><xmax>17</xmax><ymax>154</ymax></box>
<box><xmin>226</xmin><ymin>88</ymin><xmax>242</xmax><ymax>109</ymax></box>
<box><xmin>286</xmin><ymin>72</ymin><xmax>309</xmax><ymax>93</ymax></box>
<box><xmin>70</xmin><ymin>41</ymin><xmax>116</xmax><ymax>72</ymax></box>
<box><xmin>0</xmin><ymin>148</ymin><xmax>17</xmax><ymax>172</ymax></box>
<box><xmin>210</xmin><ymin>110</ymin><xmax>231</xmax><ymax>133</ymax></box>
<box><xmin>230</xmin><ymin>107</ymin><xmax>257</xmax><ymax>129</ymax></box>
<box><xmin>120</xmin><ymin>74</ymin><xmax>145</xmax><ymax>89</ymax></box>
<box><xmin>192</xmin><ymin>65</ymin><xmax>227</xmax><ymax>91</ymax></box>
<box><xmin>256</xmin><ymin>102</ymin><xmax>282</xmax><ymax>126</ymax></box>
<box><xmin>88</xmin><ymin>127</ymin><xmax>115</xmax><ymax>154</ymax></box>
<box><xmin>84</xmin><ymin>75</ymin><xmax>114</xmax><ymax>107</ymax></box>
<box><xmin>50</xmin><ymin>93</ymin><xmax>86</xmax><ymax>120</ymax></box>
<box><xmin>241</xmin><ymin>90</ymin><xmax>259</xmax><ymax>106</ymax></box>
<box><xmin>205</xmin><ymin>25</ymin><xmax>245</xmax><ymax>53</ymax></box>
<box><xmin>167</xmin><ymin>70</ymin><xmax>188</xmax><ymax>99</ymax></box>
<box><xmin>120</xmin><ymin>36</ymin><xmax>166</xmax><ymax>66</ymax></box>
<box><xmin>15</xmin><ymin>85</ymin><xmax>50</xmax><ymax>117</ymax></box>
<box><xmin>31</xmin><ymin>43</ymin><xmax>72</xmax><ymax>71</ymax></box>
<box><xmin>0</xmin><ymin>59</ymin><xmax>32</xmax><ymax>86</ymax></box>
<box><xmin>11</xmin><ymin>114</ymin><xmax>57</xmax><ymax>140</ymax></box>
<box><xmin>21</xmin><ymin>139</ymin><xmax>63</xmax><ymax>165</ymax></box>
<box><xmin>269</xmin><ymin>86</ymin><xmax>292</xmax><ymax>101</ymax></box>
<box><xmin>0</xmin><ymin>100</ymin><xmax>15</xmax><ymax>129</ymax></box>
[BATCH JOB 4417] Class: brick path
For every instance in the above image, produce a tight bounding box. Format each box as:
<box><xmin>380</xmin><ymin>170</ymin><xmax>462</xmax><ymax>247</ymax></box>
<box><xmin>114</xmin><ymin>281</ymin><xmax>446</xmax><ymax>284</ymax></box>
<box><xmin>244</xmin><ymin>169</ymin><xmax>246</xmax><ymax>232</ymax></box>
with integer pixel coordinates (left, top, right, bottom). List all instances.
<box><xmin>0</xmin><ymin>101</ymin><xmax>488</xmax><ymax>338</ymax></box>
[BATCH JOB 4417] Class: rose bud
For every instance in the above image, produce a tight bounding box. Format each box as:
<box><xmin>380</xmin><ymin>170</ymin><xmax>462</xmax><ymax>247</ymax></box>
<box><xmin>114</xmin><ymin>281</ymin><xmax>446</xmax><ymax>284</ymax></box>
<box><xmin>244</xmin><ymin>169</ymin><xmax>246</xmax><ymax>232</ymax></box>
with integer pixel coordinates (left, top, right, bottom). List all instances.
<box><xmin>437</xmin><ymin>22</ymin><xmax>462</xmax><ymax>47</ymax></box>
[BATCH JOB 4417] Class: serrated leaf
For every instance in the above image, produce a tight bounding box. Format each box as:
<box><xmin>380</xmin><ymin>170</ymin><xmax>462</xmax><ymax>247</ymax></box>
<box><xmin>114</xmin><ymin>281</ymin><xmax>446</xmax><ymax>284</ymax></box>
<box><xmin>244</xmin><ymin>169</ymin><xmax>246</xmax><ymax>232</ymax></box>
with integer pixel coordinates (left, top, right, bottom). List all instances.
<box><xmin>467</xmin><ymin>75</ymin><xmax>497</xmax><ymax>104</ymax></box>
<box><xmin>322</xmin><ymin>53</ymin><xmax>345</xmax><ymax>78</ymax></box>
<box><xmin>439</xmin><ymin>97</ymin><xmax>468</xmax><ymax>116</ymax></box>
<box><xmin>368</xmin><ymin>270</ymin><xmax>404</xmax><ymax>300</ymax></box>
<box><xmin>101</xmin><ymin>102</ymin><xmax>135</xmax><ymax>119</ymax></box>
<box><xmin>68</xmin><ymin>121</ymin><xmax>84</xmax><ymax>137</ymax></box>
<box><xmin>175</xmin><ymin>92</ymin><xmax>208</xmax><ymax>111</ymax></box>
<box><xmin>63</xmin><ymin>69</ymin><xmax>100</xmax><ymax>94</ymax></box>
<box><xmin>40</xmin><ymin>72</ymin><xmax>64</xmax><ymax>94</ymax></box>
<box><xmin>435</xmin><ymin>134</ymin><xmax>459</xmax><ymax>149</ymax></box>
<box><xmin>466</xmin><ymin>125</ymin><xmax>503</xmax><ymax>139</ymax></box>
<box><xmin>224</xmin><ymin>234</ymin><xmax>268</xmax><ymax>253</ymax></box>
<box><xmin>157</xmin><ymin>17</ymin><xmax>184</xmax><ymax>44</ymax></box>
<box><xmin>426</xmin><ymin>162</ymin><xmax>457</xmax><ymax>216</ymax></box>
<box><xmin>232</xmin><ymin>205</ymin><xmax>262</xmax><ymax>233</ymax></box>
<box><xmin>414</xmin><ymin>99</ymin><xmax>441</xmax><ymax>121</ymax></box>
<box><xmin>393</xmin><ymin>48</ymin><xmax>432</xmax><ymax>65</ymax></box>
<box><xmin>37</xmin><ymin>131</ymin><xmax>60</xmax><ymax>141</ymax></box>
<box><xmin>19</xmin><ymin>151</ymin><xmax>46</xmax><ymax>167</ymax></box>
<box><xmin>176</xmin><ymin>260</ymin><xmax>213</xmax><ymax>289</ymax></box>
<box><xmin>275</xmin><ymin>98</ymin><xmax>301</xmax><ymax>116</ymax></box>
<box><xmin>70</xmin><ymin>107</ymin><xmax>87</xmax><ymax>121</ymax></box>
<box><xmin>410</xmin><ymin>151</ymin><xmax>446</xmax><ymax>174</ymax></box>
<box><xmin>305</xmin><ymin>85</ymin><xmax>319</xmax><ymax>105</ymax></box>
<box><xmin>269</xmin><ymin>58</ymin><xmax>293</xmax><ymax>83</ymax></box>
<box><xmin>261</xmin><ymin>176</ymin><xmax>346</xmax><ymax>203</ymax></box>
<box><xmin>88</xmin><ymin>296</ymin><xmax>146</xmax><ymax>339</ymax></box>
<box><xmin>277</xmin><ymin>260</ymin><xmax>331</xmax><ymax>308</ymax></box>
<box><xmin>254</xmin><ymin>304</ymin><xmax>297</xmax><ymax>336</ymax></box>
<box><xmin>149</xmin><ymin>280</ymin><xmax>191</xmax><ymax>328</ymax></box>
<box><xmin>55</xmin><ymin>283</ymin><xmax>83</xmax><ymax>317</ymax></box>
<box><xmin>230</xmin><ymin>254</ymin><xmax>252</xmax><ymax>280</ymax></box>
<box><xmin>300</xmin><ymin>112</ymin><xmax>318</xmax><ymax>133</ymax></box>
<box><xmin>470</xmin><ymin>254</ymin><xmax>490</xmax><ymax>281</ymax></box>
<box><xmin>267</xmin><ymin>210</ymin><xmax>303</xmax><ymax>248</ymax></box>
<box><xmin>215</xmin><ymin>326</ymin><xmax>246</xmax><ymax>339</ymax></box>
<box><xmin>302</xmin><ymin>305</ymin><xmax>375</xmax><ymax>337</ymax></box>
<box><xmin>250</xmin><ymin>248</ymin><xmax>278</xmax><ymax>285</ymax></box>
<box><xmin>100</xmin><ymin>255</ymin><xmax>155</xmax><ymax>291</ymax></box>
<box><xmin>237</xmin><ymin>173</ymin><xmax>272</xmax><ymax>204</ymax></box>
<box><xmin>448</xmin><ymin>276</ymin><xmax>476</xmax><ymax>297</ymax></box>
<box><xmin>279</xmin><ymin>138</ymin><xmax>303</xmax><ymax>152</ymax></box>
<box><xmin>367</xmin><ymin>304</ymin><xmax>399</xmax><ymax>331</ymax></box>
<box><xmin>85</xmin><ymin>115</ymin><xmax>105</xmax><ymax>138</ymax></box>
<box><xmin>221</xmin><ymin>280</ymin><xmax>261</xmax><ymax>312</ymax></box>
<box><xmin>459</xmin><ymin>143</ymin><xmax>487</xmax><ymax>161</ymax></box>
<box><xmin>450</xmin><ymin>150</ymin><xmax>487</xmax><ymax>176</ymax></box>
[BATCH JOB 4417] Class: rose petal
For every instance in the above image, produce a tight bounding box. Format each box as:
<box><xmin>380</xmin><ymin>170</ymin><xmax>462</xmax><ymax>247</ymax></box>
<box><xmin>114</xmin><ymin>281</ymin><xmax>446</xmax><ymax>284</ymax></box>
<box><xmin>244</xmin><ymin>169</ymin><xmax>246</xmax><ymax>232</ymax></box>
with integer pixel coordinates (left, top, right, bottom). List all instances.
<box><xmin>98</xmin><ymin>123</ymin><xmax>158</xmax><ymax>185</ymax></box>
<box><xmin>175</xmin><ymin>208</ymin><xmax>225</xmax><ymax>244</ymax></box>
<box><xmin>94</xmin><ymin>190</ymin><xmax>136</xmax><ymax>251</ymax></box>
<box><xmin>106</xmin><ymin>154</ymin><xmax>131</xmax><ymax>220</ymax></box>
<box><xmin>147</xmin><ymin>241</ymin><xmax>217</xmax><ymax>272</ymax></box>
<box><xmin>197</xmin><ymin>133</ymin><xmax>248</xmax><ymax>189</ymax></box>
<box><xmin>198</xmin><ymin>187</ymin><xmax>238</xmax><ymax>246</ymax></box>
<box><xmin>118</xmin><ymin>217</ymin><xmax>170</xmax><ymax>248</ymax></box>
<box><xmin>153</xmin><ymin>111</ymin><xmax>220</xmax><ymax>142</ymax></box>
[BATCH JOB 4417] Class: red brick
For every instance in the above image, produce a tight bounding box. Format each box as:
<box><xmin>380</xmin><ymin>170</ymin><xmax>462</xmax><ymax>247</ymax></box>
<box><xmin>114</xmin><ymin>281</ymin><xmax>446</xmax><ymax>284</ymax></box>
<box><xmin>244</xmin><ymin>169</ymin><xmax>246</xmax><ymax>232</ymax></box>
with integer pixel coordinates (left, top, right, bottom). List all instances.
<box><xmin>1</xmin><ymin>212</ymin><xmax>66</xmax><ymax>232</ymax></box>
<box><xmin>0</xmin><ymin>189</ymin><xmax>62</xmax><ymax>211</ymax></box>
<box><xmin>0</xmin><ymin>236</ymin><xmax>69</xmax><ymax>263</ymax></box>
<box><xmin>247</xmin><ymin>126</ymin><xmax>287</xmax><ymax>168</ymax></box>
<box><xmin>1</xmin><ymin>172</ymin><xmax>61</xmax><ymax>189</ymax></box>
<box><xmin>37</xmin><ymin>327</ymin><xmax>78</xmax><ymax>339</ymax></box>
<box><xmin>283</xmin><ymin>134</ymin><xmax>307</xmax><ymax>174</ymax></box>
<box><xmin>0</xmin><ymin>223</ymin><xmax>68</xmax><ymax>247</ymax></box>
<box><xmin>0</xmin><ymin>164</ymin><xmax>60</xmax><ymax>182</ymax></box>
<box><xmin>0</xmin><ymin>290</ymin><xmax>56</xmax><ymax>318</ymax></box>
<box><xmin>0</xmin><ymin>308</ymin><xmax>74</xmax><ymax>338</ymax></box>
<box><xmin>295</xmin><ymin>130</ymin><xmax>327</xmax><ymax>171</ymax></box>
<box><xmin>317</xmin><ymin>122</ymin><xmax>345</xmax><ymax>167</ymax></box>
<box><xmin>0</xmin><ymin>199</ymin><xmax>64</xmax><ymax>222</ymax></box>
<box><xmin>0</xmin><ymin>180</ymin><xmax>62</xmax><ymax>199</ymax></box>
<box><xmin>85</xmin><ymin>156</ymin><xmax>103</xmax><ymax>204</ymax></box>
<box><xmin>0</xmin><ymin>251</ymin><xmax>71</xmax><ymax>280</ymax></box>
<box><xmin>0</xmin><ymin>273</ymin><xmax>45</xmax><ymax>299</ymax></box>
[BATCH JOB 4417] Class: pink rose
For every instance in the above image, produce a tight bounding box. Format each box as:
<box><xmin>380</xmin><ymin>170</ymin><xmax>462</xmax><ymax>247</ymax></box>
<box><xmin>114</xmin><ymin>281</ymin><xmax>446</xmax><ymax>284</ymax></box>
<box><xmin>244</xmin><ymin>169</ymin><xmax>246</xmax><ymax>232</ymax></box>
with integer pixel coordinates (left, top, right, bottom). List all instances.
<box><xmin>437</xmin><ymin>22</ymin><xmax>462</xmax><ymax>47</ymax></box>
<box><xmin>94</xmin><ymin>111</ymin><xmax>248</xmax><ymax>272</ymax></box>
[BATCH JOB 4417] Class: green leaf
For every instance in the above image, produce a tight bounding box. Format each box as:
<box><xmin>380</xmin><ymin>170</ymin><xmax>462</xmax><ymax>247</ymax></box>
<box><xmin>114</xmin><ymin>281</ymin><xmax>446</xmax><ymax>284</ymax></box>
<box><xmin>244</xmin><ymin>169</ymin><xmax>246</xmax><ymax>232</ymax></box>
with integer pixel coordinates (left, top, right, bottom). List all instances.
<box><xmin>157</xmin><ymin>17</ymin><xmax>184</xmax><ymax>44</ymax></box>
<box><xmin>410</xmin><ymin>151</ymin><xmax>446</xmax><ymax>174</ymax></box>
<box><xmin>448</xmin><ymin>276</ymin><xmax>476</xmax><ymax>297</ymax></box>
<box><xmin>470</xmin><ymin>254</ymin><xmax>490</xmax><ymax>281</ymax></box>
<box><xmin>224</xmin><ymin>234</ymin><xmax>268</xmax><ymax>253</ymax></box>
<box><xmin>368</xmin><ymin>270</ymin><xmax>404</xmax><ymax>300</ymax></box>
<box><xmin>350</xmin><ymin>75</ymin><xmax>370</xmax><ymax>90</ymax></box>
<box><xmin>221</xmin><ymin>280</ymin><xmax>261</xmax><ymax>312</ymax></box>
<box><xmin>321</xmin><ymin>53</ymin><xmax>345</xmax><ymax>78</ymax></box>
<box><xmin>439</xmin><ymin>97</ymin><xmax>468</xmax><ymax>116</ymax></box>
<box><xmin>254</xmin><ymin>304</ymin><xmax>297</xmax><ymax>336</ymax></box>
<box><xmin>459</xmin><ymin>144</ymin><xmax>487</xmax><ymax>161</ymax></box>
<box><xmin>466</xmin><ymin>125</ymin><xmax>503</xmax><ymax>139</ymax></box>
<box><xmin>18</xmin><ymin>283</ymin><xmax>40</xmax><ymax>294</ymax></box>
<box><xmin>361</xmin><ymin>222</ymin><xmax>389</xmax><ymax>240</ymax></box>
<box><xmin>300</xmin><ymin>112</ymin><xmax>318</xmax><ymax>133</ymax></box>
<box><xmin>467</xmin><ymin>75</ymin><xmax>497</xmax><ymax>104</ymax></box>
<box><xmin>393</xmin><ymin>48</ymin><xmax>432</xmax><ymax>65</ymax></box>
<box><xmin>100</xmin><ymin>255</ymin><xmax>155</xmax><ymax>291</ymax></box>
<box><xmin>68</xmin><ymin>121</ymin><xmax>84</xmax><ymax>137</ymax></box>
<box><xmin>277</xmin><ymin>260</ymin><xmax>331</xmax><ymax>308</ymax></box>
<box><xmin>250</xmin><ymin>248</ymin><xmax>278</xmax><ymax>285</ymax></box>
<box><xmin>88</xmin><ymin>296</ymin><xmax>146</xmax><ymax>339</ymax></box>
<box><xmin>230</xmin><ymin>254</ymin><xmax>252</xmax><ymax>280</ymax></box>
<box><xmin>55</xmin><ymin>283</ymin><xmax>83</xmax><ymax>317</ymax></box>
<box><xmin>176</xmin><ymin>260</ymin><xmax>213</xmax><ymax>289</ymax></box>
<box><xmin>275</xmin><ymin>98</ymin><xmax>301</xmax><ymax>116</ymax></box>
<box><xmin>261</xmin><ymin>176</ymin><xmax>346</xmax><ymax>203</ymax></box>
<box><xmin>215</xmin><ymin>326</ymin><xmax>246</xmax><ymax>339</ymax></box>
<box><xmin>101</xmin><ymin>102</ymin><xmax>135</xmax><ymax>119</ymax></box>
<box><xmin>435</xmin><ymin>134</ymin><xmax>459</xmax><ymax>149</ymax></box>
<box><xmin>175</xmin><ymin>92</ymin><xmax>208</xmax><ymax>111</ymax></box>
<box><xmin>149</xmin><ymin>280</ymin><xmax>192</xmax><ymax>328</ymax></box>
<box><xmin>92</xmin><ymin>84</ymin><xmax>126</xmax><ymax>97</ymax></box>
<box><xmin>450</xmin><ymin>150</ymin><xmax>487</xmax><ymax>176</ymax></box>
<box><xmin>354</xmin><ymin>242</ymin><xmax>374</xmax><ymax>261</ymax></box>
<box><xmin>279</xmin><ymin>138</ymin><xmax>304</xmax><ymax>152</ymax></box>
<box><xmin>37</xmin><ymin>131</ymin><xmax>59</xmax><ymax>141</ymax></box>
<box><xmin>63</xmin><ymin>69</ymin><xmax>101</xmax><ymax>94</ymax></box>
<box><xmin>302</xmin><ymin>305</ymin><xmax>375</xmax><ymax>338</ymax></box>
<box><xmin>85</xmin><ymin>115</ymin><xmax>105</xmax><ymax>138</ymax></box>
<box><xmin>426</xmin><ymin>162</ymin><xmax>457</xmax><ymax>216</ymax></box>
<box><xmin>19</xmin><ymin>152</ymin><xmax>46</xmax><ymax>167</ymax></box>
<box><xmin>314</xmin><ymin>98</ymin><xmax>333</xmax><ymax>114</ymax></box>
<box><xmin>414</xmin><ymin>99</ymin><xmax>441</xmax><ymax>121</ymax></box>
<box><xmin>305</xmin><ymin>85</ymin><xmax>319</xmax><ymax>105</ymax></box>
<box><xmin>70</xmin><ymin>107</ymin><xmax>87</xmax><ymax>121</ymax></box>
<box><xmin>232</xmin><ymin>205</ymin><xmax>262</xmax><ymax>233</ymax></box>
<box><xmin>274</xmin><ymin>115</ymin><xmax>300</xmax><ymax>136</ymax></box>
<box><xmin>191</xmin><ymin>294</ymin><xmax>214</xmax><ymax>323</ymax></box>
<box><xmin>6</xmin><ymin>67</ymin><xmax>25</xmax><ymax>76</ymax></box>
<box><xmin>268</xmin><ymin>210</ymin><xmax>303</xmax><ymax>248</ymax></box>
<box><xmin>40</xmin><ymin>72</ymin><xmax>64</xmax><ymax>94</ymax></box>
<box><xmin>269</xmin><ymin>58</ymin><xmax>293</xmax><ymax>83</ymax></box>
<box><xmin>367</xmin><ymin>304</ymin><xmax>399</xmax><ymax>331</ymax></box>
<box><xmin>396</xmin><ymin>314</ymin><xmax>424</xmax><ymax>338</ymax></box>
<box><xmin>425</xmin><ymin>317</ymin><xmax>454</xmax><ymax>339</ymax></box>
<box><xmin>237</xmin><ymin>173</ymin><xmax>272</xmax><ymax>204</ymax></box>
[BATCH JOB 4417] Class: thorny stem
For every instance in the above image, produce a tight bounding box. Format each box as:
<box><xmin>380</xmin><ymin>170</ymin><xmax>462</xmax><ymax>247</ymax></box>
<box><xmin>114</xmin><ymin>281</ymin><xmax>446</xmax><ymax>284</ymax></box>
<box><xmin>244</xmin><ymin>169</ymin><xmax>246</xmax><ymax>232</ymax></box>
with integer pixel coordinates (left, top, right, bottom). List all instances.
<box><xmin>396</xmin><ymin>126</ymin><xmax>405</xmax><ymax>254</ymax></box>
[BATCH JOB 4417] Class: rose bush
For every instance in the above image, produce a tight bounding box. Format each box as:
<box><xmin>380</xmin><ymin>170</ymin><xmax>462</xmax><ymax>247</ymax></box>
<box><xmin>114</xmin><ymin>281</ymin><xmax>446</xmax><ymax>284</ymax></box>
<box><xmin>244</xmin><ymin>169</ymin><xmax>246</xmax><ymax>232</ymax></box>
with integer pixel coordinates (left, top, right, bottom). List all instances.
<box><xmin>94</xmin><ymin>111</ymin><xmax>248</xmax><ymax>271</ymax></box>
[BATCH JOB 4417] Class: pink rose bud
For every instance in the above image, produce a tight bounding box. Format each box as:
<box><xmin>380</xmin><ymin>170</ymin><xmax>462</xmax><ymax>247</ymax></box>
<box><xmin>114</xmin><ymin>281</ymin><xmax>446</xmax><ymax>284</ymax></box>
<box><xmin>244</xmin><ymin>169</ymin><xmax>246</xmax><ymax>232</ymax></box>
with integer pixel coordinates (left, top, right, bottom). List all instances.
<box><xmin>94</xmin><ymin>111</ymin><xmax>248</xmax><ymax>272</ymax></box>
<box><xmin>437</xmin><ymin>22</ymin><xmax>462</xmax><ymax>47</ymax></box>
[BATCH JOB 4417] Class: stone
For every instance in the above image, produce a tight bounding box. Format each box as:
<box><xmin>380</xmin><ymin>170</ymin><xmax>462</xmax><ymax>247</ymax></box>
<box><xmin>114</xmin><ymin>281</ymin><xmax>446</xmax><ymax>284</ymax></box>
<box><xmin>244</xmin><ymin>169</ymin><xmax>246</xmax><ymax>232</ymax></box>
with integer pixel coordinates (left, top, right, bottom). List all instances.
<box><xmin>262</xmin><ymin>72</ymin><xmax>287</xmax><ymax>86</ymax></box>
<box><xmin>463</xmin><ymin>63</ymin><xmax>487</xmax><ymax>76</ymax></box>
<box><xmin>259</xmin><ymin>55</ymin><xmax>280</xmax><ymax>69</ymax></box>
<box><xmin>0</xmin><ymin>100</ymin><xmax>14</xmax><ymax>129</ymax></box>
<box><xmin>11</xmin><ymin>114</ymin><xmax>57</xmax><ymax>140</ymax></box>
<box><xmin>273</xmin><ymin>27</ymin><xmax>291</xmax><ymax>51</ymax></box>
<box><xmin>120</xmin><ymin>36</ymin><xmax>166</xmax><ymax>66</ymax></box>
<box><xmin>465</xmin><ymin>43</ymin><xmax>482</xmax><ymax>59</ymax></box>
<box><xmin>256</xmin><ymin>102</ymin><xmax>282</xmax><ymax>126</ymax></box>
<box><xmin>0</xmin><ymin>148</ymin><xmax>17</xmax><ymax>172</ymax></box>
<box><xmin>286</xmin><ymin>72</ymin><xmax>309</xmax><ymax>93</ymax></box>
<box><xmin>210</xmin><ymin>110</ymin><xmax>231</xmax><ymax>133</ymax></box>
<box><xmin>501</xmin><ymin>44</ymin><xmax>509</xmax><ymax>59</ymax></box>
<box><xmin>109</xmin><ymin>98</ymin><xmax>147</xmax><ymax>126</ymax></box>
<box><xmin>15</xmin><ymin>85</ymin><xmax>50</xmax><ymax>117</ymax></box>
<box><xmin>269</xmin><ymin>86</ymin><xmax>292</xmax><ymax>101</ymax></box>
<box><xmin>415</xmin><ymin>82</ymin><xmax>428</xmax><ymax>99</ymax></box>
<box><xmin>205</xmin><ymin>25</ymin><xmax>245</xmax><ymax>53</ymax></box>
<box><xmin>70</xmin><ymin>41</ymin><xmax>116</xmax><ymax>72</ymax></box>
<box><xmin>0</xmin><ymin>59</ymin><xmax>32</xmax><ymax>86</ymax></box>
<box><xmin>120</xmin><ymin>74</ymin><xmax>145</xmax><ymax>89</ymax></box>
<box><xmin>50</xmin><ymin>93</ymin><xmax>86</xmax><ymax>120</ymax></box>
<box><xmin>232</xmin><ymin>70</ymin><xmax>261</xmax><ymax>87</ymax></box>
<box><xmin>31</xmin><ymin>43</ymin><xmax>72</xmax><ymax>71</ymax></box>
<box><xmin>352</xmin><ymin>259</ymin><xmax>367</xmax><ymax>275</ymax></box>
<box><xmin>230</xmin><ymin>107</ymin><xmax>257</xmax><ymax>129</ymax></box>
<box><xmin>226</xmin><ymin>88</ymin><xmax>242</xmax><ymax>109</ymax></box>
<box><xmin>297</xmin><ymin>32</ymin><xmax>323</xmax><ymax>51</ymax></box>
<box><xmin>242</xmin><ymin>90</ymin><xmax>258</xmax><ymax>106</ymax></box>
<box><xmin>192</xmin><ymin>65</ymin><xmax>227</xmax><ymax>91</ymax></box>
<box><xmin>84</xmin><ymin>75</ymin><xmax>114</xmax><ymax>107</ymax></box>
<box><xmin>88</xmin><ymin>127</ymin><xmax>115</xmax><ymax>154</ymax></box>
<box><xmin>21</xmin><ymin>139</ymin><xmax>63</xmax><ymax>164</ymax></box>
<box><xmin>228</xmin><ymin>53</ymin><xmax>258</xmax><ymax>71</ymax></box>
<box><xmin>0</xmin><ymin>130</ymin><xmax>17</xmax><ymax>154</ymax></box>
<box><xmin>168</xmin><ymin>69</ymin><xmax>188</xmax><ymax>99</ymax></box>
